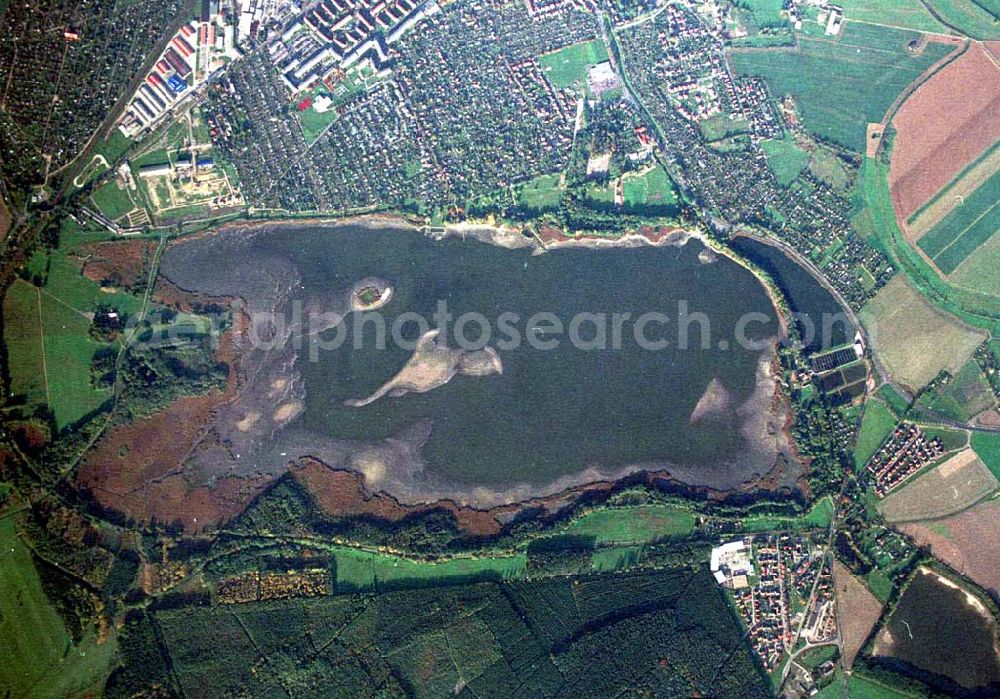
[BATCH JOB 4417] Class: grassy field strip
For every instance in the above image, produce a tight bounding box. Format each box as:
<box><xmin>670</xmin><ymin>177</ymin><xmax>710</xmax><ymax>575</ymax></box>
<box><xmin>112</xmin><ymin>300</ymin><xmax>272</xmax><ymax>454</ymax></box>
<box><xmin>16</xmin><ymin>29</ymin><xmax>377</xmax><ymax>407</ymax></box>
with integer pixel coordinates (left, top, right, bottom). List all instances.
<box><xmin>840</xmin><ymin>0</ymin><xmax>951</xmax><ymax>33</ymax></box>
<box><xmin>907</xmin><ymin>138</ymin><xmax>1000</xmax><ymax>236</ymax></box>
<box><xmin>0</xmin><ymin>518</ymin><xmax>71</xmax><ymax>696</ymax></box>
<box><xmin>933</xmin><ymin>198</ymin><xmax>1000</xmax><ymax>274</ymax></box>
<box><xmin>854</xmin><ymin>398</ymin><xmax>898</xmax><ymax>470</ymax></box>
<box><xmin>332</xmin><ymin>547</ymin><xmax>527</xmax><ymax>593</ymax></box>
<box><xmin>538</xmin><ymin>39</ymin><xmax>608</xmax><ymax>89</ymax></box>
<box><xmin>918</xmin><ymin>165</ymin><xmax>1000</xmax><ymax>256</ymax></box>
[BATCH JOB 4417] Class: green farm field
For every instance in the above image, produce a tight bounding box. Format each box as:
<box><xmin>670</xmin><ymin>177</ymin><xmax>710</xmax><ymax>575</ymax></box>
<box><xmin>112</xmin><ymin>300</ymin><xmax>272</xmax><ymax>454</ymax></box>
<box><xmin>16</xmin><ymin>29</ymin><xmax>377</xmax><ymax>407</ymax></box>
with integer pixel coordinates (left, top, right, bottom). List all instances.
<box><xmin>539</xmin><ymin>39</ymin><xmax>609</xmax><ymax>89</ymax></box>
<box><xmin>848</xmin><ymin>673</ymin><xmax>919</xmax><ymax>699</ymax></box>
<box><xmin>332</xmin><ymin>547</ymin><xmax>527</xmax><ymax>593</ymax></box>
<box><xmin>926</xmin><ymin>0</ymin><xmax>1000</xmax><ymax>39</ymax></box>
<box><xmin>0</xmin><ymin>517</ymin><xmax>70</xmax><ymax>696</ymax></box>
<box><xmin>563</xmin><ymin>504</ymin><xmax>696</xmax><ymax>544</ymax></box>
<box><xmin>921</xmin><ymin>360</ymin><xmax>996</xmax><ymax>422</ymax></box>
<box><xmin>855</xmin><ymin>398</ymin><xmax>898</xmax><ymax>469</ymax></box>
<box><xmin>2</xmin><ymin>280</ymin><xmax>47</xmax><ymax>405</ymax></box>
<box><xmin>972</xmin><ymin>430</ymin><xmax>1000</xmax><ymax>479</ymax></box>
<box><xmin>840</xmin><ymin>0</ymin><xmax>950</xmax><ymax>33</ymax></box>
<box><xmin>859</xmin><ymin>275</ymin><xmax>987</xmax><ymax>391</ymax></box>
<box><xmin>731</xmin><ymin>24</ymin><xmax>956</xmax><ymax>152</ymax></box>
<box><xmin>917</xmin><ymin>167</ymin><xmax>1000</xmax><ymax>277</ymax></box>
<box><xmin>761</xmin><ymin>136</ymin><xmax>809</xmax><ymax>186</ymax></box>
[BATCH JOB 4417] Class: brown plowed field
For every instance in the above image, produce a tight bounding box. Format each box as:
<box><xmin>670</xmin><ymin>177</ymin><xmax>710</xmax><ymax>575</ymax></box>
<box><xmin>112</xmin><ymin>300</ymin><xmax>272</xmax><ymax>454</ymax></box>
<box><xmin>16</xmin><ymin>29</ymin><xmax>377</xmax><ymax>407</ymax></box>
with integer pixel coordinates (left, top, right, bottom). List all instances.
<box><xmin>79</xmin><ymin>239</ymin><xmax>154</xmax><ymax>289</ymax></box>
<box><xmin>833</xmin><ymin>559</ymin><xmax>884</xmax><ymax>669</ymax></box>
<box><xmin>890</xmin><ymin>43</ymin><xmax>1000</xmax><ymax>221</ymax></box>
<box><xmin>900</xmin><ymin>498</ymin><xmax>1000</xmax><ymax>597</ymax></box>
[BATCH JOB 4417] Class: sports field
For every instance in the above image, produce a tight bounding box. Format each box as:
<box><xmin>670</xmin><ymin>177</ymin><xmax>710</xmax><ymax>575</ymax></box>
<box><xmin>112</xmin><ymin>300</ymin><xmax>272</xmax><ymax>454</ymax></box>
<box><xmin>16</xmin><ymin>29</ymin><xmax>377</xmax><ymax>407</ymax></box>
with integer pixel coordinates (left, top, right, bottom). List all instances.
<box><xmin>731</xmin><ymin>24</ymin><xmax>955</xmax><ymax>152</ymax></box>
<box><xmin>516</xmin><ymin>173</ymin><xmax>564</xmax><ymax>211</ymax></box>
<box><xmin>539</xmin><ymin>39</ymin><xmax>609</xmax><ymax>89</ymax></box>
<box><xmin>761</xmin><ymin>136</ymin><xmax>809</xmax><ymax>186</ymax></box>
<box><xmin>859</xmin><ymin>275</ymin><xmax>987</xmax><ymax>390</ymax></box>
<box><xmin>917</xmin><ymin>166</ymin><xmax>1000</xmax><ymax>275</ymax></box>
<box><xmin>621</xmin><ymin>166</ymin><xmax>679</xmax><ymax>213</ymax></box>
<box><xmin>839</xmin><ymin>0</ymin><xmax>949</xmax><ymax>33</ymax></box>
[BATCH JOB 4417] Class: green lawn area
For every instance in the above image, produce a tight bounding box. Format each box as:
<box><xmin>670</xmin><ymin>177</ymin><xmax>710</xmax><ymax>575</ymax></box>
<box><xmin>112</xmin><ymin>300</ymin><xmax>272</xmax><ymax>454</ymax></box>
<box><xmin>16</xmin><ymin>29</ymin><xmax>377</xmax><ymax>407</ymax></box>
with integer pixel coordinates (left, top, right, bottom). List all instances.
<box><xmin>590</xmin><ymin>545</ymin><xmax>642</xmax><ymax>572</ymax></box>
<box><xmin>563</xmin><ymin>504</ymin><xmax>696</xmax><ymax>544</ymax></box>
<box><xmin>91</xmin><ymin>181</ymin><xmax>137</xmax><ymax>222</ymax></box>
<box><xmin>2</xmin><ymin>280</ymin><xmax>47</xmax><ymax>405</ymax></box>
<box><xmin>735</xmin><ymin>0</ymin><xmax>788</xmax><ymax>27</ymax></box>
<box><xmin>585</xmin><ymin>183</ymin><xmax>616</xmax><ymax>207</ymax></box>
<box><xmin>876</xmin><ymin>383</ymin><xmax>912</xmax><ymax>416</ymax></box>
<box><xmin>971</xmin><ymin>430</ymin><xmax>1000</xmax><ymax>479</ymax></box>
<box><xmin>840</xmin><ymin>0</ymin><xmax>950</xmax><ymax>33</ymax></box>
<box><xmin>739</xmin><ymin>496</ymin><xmax>835</xmax><ymax>532</ymax></box>
<box><xmin>866</xmin><ymin>569</ymin><xmax>895</xmax><ymax>602</ymax></box>
<box><xmin>921</xmin><ymin>424</ymin><xmax>969</xmax><ymax>451</ymax></box>
<box><xmin>848</xmin><ymin>673</ymin><xmax>919</xmax><ymax>698</ymax></box>
<box><xmin>91</xmin><ymin>130</ymin><xmax>133</xmax><ymax>165</ymax></box>
<box><xmin>298</xmin><ymin>100</ymin><xmax>338</xmax><ymax>144</ymax></box>
<box><xmin>539</xmin><ymin>39</ymin><xmax>609</xmax><ymax>89</ymax></box>
<box><xmin>855</xmin><ymin>399</ymin><xmax>898</xmax><ymax>470</ymax></box>
<box><xmin>731</xmin><ymin>23</ymin><xmax>956</xmax><ymax>152</ymax></box>
<box><xmin>516</xmin><ymin>173</ymin><xmax>564</xmax><ymax>211</ymax></box>
<box><xmin>332</xmin><ymin>548</ymin><xmax>526</xmax><ymax>593</ymax></box>
<box><xmin>621</xmin><ymin>165</ymin><xmax>679</xmax><ymax>213</ymax></box>
<box><xmin>797</xmin><ymin>645</ymin><xmax>839</xmax><ymax>670</ymax></box>
<box><xmin>0</xmin><ymin>517</ymin><xmax>71</xmax><ymax>697</ymax></box>
<box><xmin>761</xmin><ymin>136</ymin><xmax>809</xmax><ymax>186</ymax></box>
<box><xmin>699</xmin><ymin>113</ymin><xmax>751</xmax><ymax>142</ymax></box>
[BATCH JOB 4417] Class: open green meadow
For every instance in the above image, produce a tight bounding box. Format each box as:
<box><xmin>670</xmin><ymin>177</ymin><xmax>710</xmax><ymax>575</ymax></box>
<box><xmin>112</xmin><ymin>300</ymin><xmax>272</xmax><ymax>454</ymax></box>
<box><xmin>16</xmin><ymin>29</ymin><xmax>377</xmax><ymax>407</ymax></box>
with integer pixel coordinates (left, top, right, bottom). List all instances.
<box><xmin>739</xmin><ymin>496</ymin><xmax>835</xmax><ymax>532</ymax></box>
<box><xmin>840</xmin><ymin>0</ymin><xmax>950</xmax><ymax>33</ymax></box>
<box><xmin>4</xmin><ymin>247</ymin><xmax>147</xmax><ymax>429</ymax></box>
<box><xmin>971</xmin><ymin>430</ymin><xmax>1000</xmax><ymax>479</ymax></box>
<box><xmin>2</xmin><ymin>280</ymin><xmax>47</xmax><ymax>405</ymax></box>
<box><xmin>539</xmin><ymin>39</ymin><xmax>609</xmax><ymax>89</ymax></box>
<box><xmin>876</xmin><ymin>383</ymin><xmax>912</xmax><ymax>416</ymax></box>
<box><xmin>0</xmin><ymin>517</ymin><xmax>71</xmax><ymax>696</ymax></box>
<box><xmin>921</xmin><ymin>360</ymin><xmax>996</xmax><ymax>422</ymax></box>
<box><xmin>813</xmin><ymin>668</ymin><xmax>847</xmax><ymax>698</ymax></box>
<box><xmin>621</xmin><ymin>166</ymin><xmax>679</xmax><ymax>213</ymax></box>
<box><xmin>734</xmin><ymin>0</ymin><xmax>788</xmax><ymax>27</ymax></box>
<box><xmin>848</xmin><ymin>672</ymin><xmax>920</xmax><ymax>698</ymax></box>
<box><xmin>731</xmin><ymin>24</ymin><xmax>955</xmax><ymax>152</ymax></box>
<box><xmin>516</xmin><ymin>173</ymin><xmax>564</xmax><ymax>211</ymax></box>
<box><xmin>917</xmin><ymin>167</ymin><xmax>1000</xmax><ymax>276</ymax></box>
<box><xmin>91</xmin><ymin>180</ymin><xmax>137</xmax><ymax>222</ymax></box>
<box><xmin>855</xmin><ymin>398</ymin><xmax>898</xmax><ymax>469</ymax></box>
<box><xmin>563</xmin><ymin>504</ymin><xmax>696</xmax><ymax>544</ymax></box>
<box><xmin>332</xmin><ymin>548</ymin><xmax>527</xmax><ymax>593</ymax></box>
<box><xmin>761</xmin><ymin>136</ymin><xmax>809</xmax><ymax>186</ymax></box>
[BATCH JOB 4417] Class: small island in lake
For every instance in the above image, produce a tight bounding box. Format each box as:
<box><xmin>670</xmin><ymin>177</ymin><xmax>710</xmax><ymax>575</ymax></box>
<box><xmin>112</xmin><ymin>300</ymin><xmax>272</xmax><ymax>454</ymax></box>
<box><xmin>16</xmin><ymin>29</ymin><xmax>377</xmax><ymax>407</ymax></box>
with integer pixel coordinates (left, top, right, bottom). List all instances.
<box><xmin>350</xmin><ymin>277</ymin><xmax>393</xmax><ymax>311</ymax></box>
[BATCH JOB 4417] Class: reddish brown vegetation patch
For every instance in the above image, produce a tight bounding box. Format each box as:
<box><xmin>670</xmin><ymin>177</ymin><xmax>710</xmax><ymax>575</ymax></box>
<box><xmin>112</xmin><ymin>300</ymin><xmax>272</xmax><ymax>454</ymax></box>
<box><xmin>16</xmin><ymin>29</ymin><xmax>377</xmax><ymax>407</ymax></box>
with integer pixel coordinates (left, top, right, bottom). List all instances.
<box><xmin>900</xmin><ymin>499</ymin><xmax>1000</xmax><ymax>597</ymax></box>
<box><xmin>78</xmin><ymin>239</ymin><xmax>155</xmax><ymax>290</ymax></box>
<box><xmin>290</xmin><ymin>460</ymin><xmax>506</xmax><ymax>536</ymax></box>
<box><xmin>832</xmin><ymin>559</ymin><xmax>884</xmax><ymax>669</ymax></box>
<box><xmin>890</xmin><ymin>43</ymin><xmax>1000</xmax><ymax>221</ymax></box>
<box><xmin>75</xmin><ymin>329</ymin><xmax>271</xmax><ymax>533</ymax></box>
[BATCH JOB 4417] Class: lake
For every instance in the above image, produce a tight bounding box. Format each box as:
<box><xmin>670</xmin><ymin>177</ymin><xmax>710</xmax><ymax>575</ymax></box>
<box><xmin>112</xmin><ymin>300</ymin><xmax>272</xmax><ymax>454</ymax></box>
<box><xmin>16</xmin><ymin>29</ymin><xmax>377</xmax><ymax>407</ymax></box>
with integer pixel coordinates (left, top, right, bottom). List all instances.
<box><xmin>875</xmin><ymin>568</ymin><xmax>1000</xmax><ymax>691</ymax></box>
<box><xmin>159</xmin><ymin>224</ymin><xmax>802</xmax><ymax>506</ymax></box>
<box><xmin>730</xmin><ymin>236</ymin><xmax>854</xmax><ymax>353</ymax></box>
